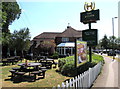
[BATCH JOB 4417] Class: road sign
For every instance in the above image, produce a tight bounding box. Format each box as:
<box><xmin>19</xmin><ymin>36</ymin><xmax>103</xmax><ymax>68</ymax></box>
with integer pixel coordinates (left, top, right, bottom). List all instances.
<box><xmin>82</xmin><ymin>29</ymin><xmax>98</xmax><ymax>46</ymax></box>
<box><xmin>80</xmin><ymin>9</ymin><xmax>100</xmax><ymax>24</ymax></box>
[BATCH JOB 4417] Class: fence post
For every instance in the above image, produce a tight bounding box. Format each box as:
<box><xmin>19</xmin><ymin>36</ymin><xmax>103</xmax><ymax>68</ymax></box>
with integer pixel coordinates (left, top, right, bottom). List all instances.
<box><xmin>75</xmin><ymin>76</ymin><xmax>78</xmax><ymax>88</ymax></box>
<box><xmin>66</xmin><ymin>80</ymin><xmax>69</xmax><ymax>89</ymax></box>
<box><xmin>69</xmin><ymin>79</ymin><xmax>72</xmax><ymax>89</ymax></box>
<box><xmin>52</xmin><ymin>86</ymin><xmax>56</xmax><ymax>89</ymax></box>
<box><xmin>89</xmin><ymin>68</ymin><xmax>91</xmax><ymax>87</ymax></box>
<box><xmin>57</xmin><ymin>84</ymin><xmax>61</xmax><ymax>89</ymax></box>
<box><xmin>72</xmin><ymin>78</ymin><xmax>75</xmax><ymax>87</ymax></box>
<box><xmin>78</xmin><ymin>74</ymin><xmax>80</xmax><ymax>87</ymax></box>
<box><xmin>81</xmin><ymin>73</ymin><xmax>84</xmax><ymax>88</ymax></box>
<box><xmin>62</xmin><ymin>82</ymin><xmax>65</xmax><ymax>89</ymax></box>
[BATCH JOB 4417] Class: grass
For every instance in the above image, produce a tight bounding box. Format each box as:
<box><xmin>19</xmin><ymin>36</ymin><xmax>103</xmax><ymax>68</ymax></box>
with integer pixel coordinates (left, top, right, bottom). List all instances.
<box><xmin>86</xmin><ymin>53</ymin><xmax>104</xmax><ymax>64</ymax></box>
<box><xmin>1</xmin><ymin>54</ymin><xmax>104</xmax><ymax>88</ymax></box>
<box><xmin>1</xmin><ymin>59</ymin><xmax>72</xmax><ymax>88</ymax></box>
<box><xmin>91</xmin><ymin>54</ymin><xmax>104</xmax><ymax>63</ymax></box>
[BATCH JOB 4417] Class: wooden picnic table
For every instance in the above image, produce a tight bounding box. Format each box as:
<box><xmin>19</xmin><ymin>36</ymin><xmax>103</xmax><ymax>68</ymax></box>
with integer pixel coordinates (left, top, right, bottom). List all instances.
<box><xmin>9</xmin><ymin>62</ymin><xmax>47</xmax><ymax>81</ymax></box>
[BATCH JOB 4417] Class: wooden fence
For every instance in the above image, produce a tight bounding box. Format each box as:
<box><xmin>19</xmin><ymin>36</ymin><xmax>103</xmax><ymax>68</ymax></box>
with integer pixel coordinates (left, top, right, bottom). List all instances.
<box><xmin>53</xmin><ymin>62</ymin><xmax>102</xmax><ymax>89</ymax></box>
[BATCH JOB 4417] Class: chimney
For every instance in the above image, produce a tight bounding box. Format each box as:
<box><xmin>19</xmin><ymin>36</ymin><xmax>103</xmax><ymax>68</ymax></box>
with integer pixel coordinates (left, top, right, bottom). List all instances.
<box><xmin>67</xmin><ymin>23</ymin><xmax>70</xmax><ymax>28</ymax></box>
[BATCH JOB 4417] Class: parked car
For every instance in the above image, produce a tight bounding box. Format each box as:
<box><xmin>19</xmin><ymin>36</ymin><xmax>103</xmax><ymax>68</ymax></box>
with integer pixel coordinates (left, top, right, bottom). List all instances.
<box><xmin>107</xmin><ymin>51</ymin><xmax>116</xmax><ymax>56</ymax></box>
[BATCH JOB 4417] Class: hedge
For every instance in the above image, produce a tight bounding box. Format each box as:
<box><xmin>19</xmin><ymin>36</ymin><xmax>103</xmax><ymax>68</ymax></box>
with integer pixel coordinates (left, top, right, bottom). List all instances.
<box><xmin>58</xmin><ymin>54</ymin><xmax>104</xmax><ymax>77</ymax></box>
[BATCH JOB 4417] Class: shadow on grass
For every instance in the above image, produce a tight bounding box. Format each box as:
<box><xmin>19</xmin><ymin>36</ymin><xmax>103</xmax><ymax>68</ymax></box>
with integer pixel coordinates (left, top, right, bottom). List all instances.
<box><xmin>4</xmin><ymin>75</ymin><xmax>44</xmax><ymax>83</ymax></box>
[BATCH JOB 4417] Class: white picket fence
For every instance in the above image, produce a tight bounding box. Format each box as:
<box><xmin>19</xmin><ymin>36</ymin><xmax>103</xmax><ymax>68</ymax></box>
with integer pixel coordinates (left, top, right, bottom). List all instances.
<box><xmin>53</xmin><ymin>62</ymin><xmax>102</xmax><ymax>89</ymax></box>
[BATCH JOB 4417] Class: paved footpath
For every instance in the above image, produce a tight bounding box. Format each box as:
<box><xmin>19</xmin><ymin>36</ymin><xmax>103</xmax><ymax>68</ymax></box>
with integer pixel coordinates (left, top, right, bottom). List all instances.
<box><xmin>91</xmin><ymin>55</ymin><xmax>119</xmax><ymax>88</ymax></box>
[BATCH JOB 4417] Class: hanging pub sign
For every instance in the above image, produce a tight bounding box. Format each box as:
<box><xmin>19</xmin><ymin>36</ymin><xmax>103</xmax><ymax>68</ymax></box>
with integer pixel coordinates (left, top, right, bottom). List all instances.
<box><xmin>80</xmin><ymin>9</ymin><xmax>100</xmax><ymax>24</ymax></box>
<box><xmin>80</xmin><ymin>2</ymin><xmax>100</xmax><ymax>24</ymax></box>
<box><xmin>82</xmin><ymin>29</ymin><xmax>98</xmax><ymax>46</ymax></box>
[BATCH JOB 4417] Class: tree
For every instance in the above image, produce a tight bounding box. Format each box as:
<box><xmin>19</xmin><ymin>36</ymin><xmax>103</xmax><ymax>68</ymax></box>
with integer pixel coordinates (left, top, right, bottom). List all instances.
<box><xmin>1</xmin><ymin>31</ymin><xmax>11</xmax><ymax>57</ymax></box>
<box><xmin>100</xmin><ymin>35</ymin><xmax>109</xmax><ymax>51</ymax></box>
<box><xmin>12</xmin><ymin>28</ymin><xmax>31</xmax><ymax>57</ymax></box>
<box><xmin>1</xmin><ymin>1</ymin><xmax>21</xmax><ymax>58</ymax></box>
<box><xmin>116</xmin><ymin>37</ymin><xmax>120</xmax><ymax>50</ymax></box>
<box><xmin>108</xmin><ymin>36</ymin><xmax>117</xmax><ymax>49</ymax></box>
<box><xmin>2</xmin><ymin>1</ymin><xmax>21</xmax><ymax>32</ymax></box>
<box><xmin>37</xmin><ymin>41</ymin><xmax>56</xmax><ymax>56</ymax></box>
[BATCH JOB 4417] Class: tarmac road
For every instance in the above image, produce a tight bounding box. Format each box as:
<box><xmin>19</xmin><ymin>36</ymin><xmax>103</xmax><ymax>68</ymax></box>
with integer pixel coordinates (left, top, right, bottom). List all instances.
<box><xmin>91</xmin><ymin>55</ymin><xmax>119</xmax><ymax>89</ymax></box>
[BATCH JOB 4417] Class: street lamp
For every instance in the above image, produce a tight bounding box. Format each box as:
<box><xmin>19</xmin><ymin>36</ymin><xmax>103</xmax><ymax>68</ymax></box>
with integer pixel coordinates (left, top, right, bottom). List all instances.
<box><xmin>112</xmin><ymin>17</ymin><xmax>117</xmax><ymax>61</ymax></box>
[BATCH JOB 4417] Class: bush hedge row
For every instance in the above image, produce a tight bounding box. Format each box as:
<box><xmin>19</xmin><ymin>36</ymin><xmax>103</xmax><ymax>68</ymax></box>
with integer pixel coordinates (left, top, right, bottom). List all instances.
<box><xmin>58</xmin><ymin>54</ymin><xmax>104</xmax><ymax>77</ymax></box>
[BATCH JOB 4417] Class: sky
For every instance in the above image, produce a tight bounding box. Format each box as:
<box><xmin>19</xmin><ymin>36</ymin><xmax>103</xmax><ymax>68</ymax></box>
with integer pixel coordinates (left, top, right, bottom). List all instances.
<box><xmin>9</xmin><ymin>0</ymin><xmax>119</xmax><ymax>40</ymax></box>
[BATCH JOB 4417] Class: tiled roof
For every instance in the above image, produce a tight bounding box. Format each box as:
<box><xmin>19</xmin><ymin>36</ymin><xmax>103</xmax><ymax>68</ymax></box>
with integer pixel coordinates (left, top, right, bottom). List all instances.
<box><xmin>33</xmin><ymin>26</ymin><xmax>82</xmax><ymax>40</ymax></box>
<box><xmin>33</xmin><ymin>32</ymin><xmax>60</xmax><ymax>39</ymax></box>
<box><xmin>56</xmin><ymin>26</ymin><xmax>82</xmax><ymax>37</ymax></box>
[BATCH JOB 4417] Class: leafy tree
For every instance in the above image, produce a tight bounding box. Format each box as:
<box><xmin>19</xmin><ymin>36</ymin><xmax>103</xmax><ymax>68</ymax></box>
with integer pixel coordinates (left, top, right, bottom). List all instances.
<box><xmin>2</xmin><ymin>1</ymin><xmax>21</xmax><ymax>32</ymax></box>
<box><xmin>101</xmin><ymin>35</ymin><xmax>109</xmax><ymax>50</ymax></box>
<box><xmin>1</xmin><ymin>31</ymin><xmax>11</xmax><ymax>57</ymax></box>
<box><xmin>116</xmin><ymin>37</ymin><xmax>120</xmax><ymax>50</ymax></box>
<box><xmin>37</xmin><ymin>41</ymin><xmax>56</xmax><ymax>56</ymax></box>
<box><xmin>108</xmin><ymin>36</ymin><xmax>117</xmax><ymax>49</ymax></box>
<box><xmin>1</xmin><ymin>1</ymin><xmax>21</xmax><ymax>58</ymax></box>
<box><xmin>12</xmin><ymin>28</ymin><xmax>31</xmax><ymax>57</ymax></box>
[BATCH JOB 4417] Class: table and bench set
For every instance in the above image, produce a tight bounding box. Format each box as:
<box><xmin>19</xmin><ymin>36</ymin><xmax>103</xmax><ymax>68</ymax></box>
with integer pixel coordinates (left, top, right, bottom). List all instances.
<box><xmin>9</xmin><ymin>62</ymin><xmax>47</xmax><ymax>81</ymax></box>
<box><xmin>1</xmin><ymin>56</ymin><xmax>21</xmax><ymax>65</ymax></box>
<box><xmin>9</xmin><ymin>58</ymin><xmax>58</xmax><ymax>81</ymax></box>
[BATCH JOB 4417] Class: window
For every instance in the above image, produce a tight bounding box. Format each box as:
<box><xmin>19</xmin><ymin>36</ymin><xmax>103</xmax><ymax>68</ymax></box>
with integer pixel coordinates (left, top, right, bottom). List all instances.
<box><xmin>62</xmin><ymin>38</ymin><xmax>69</xmax><ymax>42</ymax></box>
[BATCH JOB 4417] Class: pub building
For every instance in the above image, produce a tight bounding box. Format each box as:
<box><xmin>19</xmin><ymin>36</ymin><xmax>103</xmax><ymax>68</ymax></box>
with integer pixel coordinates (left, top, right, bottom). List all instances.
<box><xmin>32</xmin><ymin>26</ymin><xmax>82</xmax><ymax>56</ymax></box>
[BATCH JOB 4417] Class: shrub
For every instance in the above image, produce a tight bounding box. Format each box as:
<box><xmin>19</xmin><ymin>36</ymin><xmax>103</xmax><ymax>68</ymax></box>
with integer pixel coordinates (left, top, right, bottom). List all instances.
<box><xmin>58</xmin><ymin>56</ymin><xmax>74</xmax><ymax>71</ymax></box>
<box><xmin>58</xmin><ymin>54</ymin><xmax>104</xmax><ymax>77</ymax></box>
<box><xmin>77</xmin><ymin>62</ymin><xmax>97</xmax><ymax>74</ymax></box>
<box><xmin>58</xmin><ymin>58</ymin><xmax>66</xmax><ymax>71</ymax></box>
<box><xmin>50</xmin><ymin>52</ymin><xmax>59</xmax><ymax>59</ymax></box>
<box><xmin>61</xmin><ymin>61</ymin><xmax>77</xmax><ymax>77</ymax></box>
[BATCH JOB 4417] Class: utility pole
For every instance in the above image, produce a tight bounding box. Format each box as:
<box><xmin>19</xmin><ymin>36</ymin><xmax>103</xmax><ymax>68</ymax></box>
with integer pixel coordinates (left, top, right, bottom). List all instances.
<box><xmin>112</xmin><ymin>17</ymin><xmax>117</xmax><ymax>61</ymax></box>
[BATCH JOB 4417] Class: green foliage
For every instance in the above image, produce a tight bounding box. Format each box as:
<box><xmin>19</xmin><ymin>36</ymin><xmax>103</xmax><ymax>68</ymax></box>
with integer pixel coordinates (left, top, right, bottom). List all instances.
<box><xmin>77</xmin><ymin>62</ymin><xmax>97</xmax><ymax>74</ymax></box>
<box><xmin>1</xmin><ymin>32</ymin><xmax>11</xmax><ymax>45</ymax></box>
<box><xmin>100</xmin><ymin>35</ymin><xmax>109</xmax><ymax>49</ymax></box>
<box><xmin>37</xmin><ymin>41</ymin><xmax>56</xmax><ymax>56</ymax></box>
<box><xmin>13</xmin><ymin>28</ymin><xmax>31</xmax><ymax>51</ymax></box>
<box><xmin>2</xmin><ymin>2</ymin><xmax>21</xmax><ymax>32</ymax></box>
<box><xmin>58</xmin><ymin>58</ymin><xmax>66</xmax><ymax>71</ymax></box>
<box><xmin>11</xmin><ymin>28</ymin><xmax>31</xmax><ymax>57</ymax></box>
<box><xmin>58</xmin><ymin>56</ymin><xmax>76</xmax><ymax>76</ymax></box>
<box><xmin>92</xmin><ymin>54</ymin><xmax>104</xmax><ymax>63</ymax></box>
<box><xmin>2</xmin><ymin>28</ymin><xmax>31</xmax><ymax>57</ymax></box>
<box><xmin>61</xmin><ymin>61</ymin><xmax>77</xmax><ymax>77</ymax></box>
<box><xmin>58</xmin><ymin>56</ymin><xmax>74</xmax><ymax>71</ymax></box>
<box><xmin>98</xmin><ymin>35</ymin><xmax>120</xmax><ymax>50</ymax></box>
<box><xmin>50</xmin><ymin>52</ymin><xmax>59</xmax><ymax>59</ymax></box>
<box><xmin>58</xmin><ymin>54</ymin><xmax>104</xmax><ymax>77</ymax></box>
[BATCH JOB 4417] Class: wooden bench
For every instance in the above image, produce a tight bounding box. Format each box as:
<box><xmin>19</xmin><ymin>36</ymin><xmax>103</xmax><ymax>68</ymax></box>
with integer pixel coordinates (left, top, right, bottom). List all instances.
<box><xmin>39</xmin><ymin>67</ymin><xmax>47</xmax><ymax>70</ymax></box>
<box><xmin>41</xmin><ymin>69</ymin><xmax>47</xmax><ymax>78</ymax></box>
<box><xmin>14</xmin><ymin>72</ymin><xmax>26</xmax><ymax>81</ymax></box>
<box><xmin>31</xmin><ymin>71</ymin><xmax>43</xmax><ymax>81</ymax></box>
<box><xmin>9</xmin><ymin>70</ymin><xmax>16</xmax><ymax>80</ymax></box>
<box><xmin>31</xmin><ymin>69</ymin><xmax>47</xmax><ymax>81</ymax></box>
<box><xmin>12</xmin><ymin>67</ymin><xmax>21</xmax><ymax>71</ymax></box>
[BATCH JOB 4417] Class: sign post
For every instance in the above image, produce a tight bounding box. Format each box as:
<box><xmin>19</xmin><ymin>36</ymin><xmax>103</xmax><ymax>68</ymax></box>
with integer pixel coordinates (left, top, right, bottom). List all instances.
<box><xmin>89</xmin><ymin>23</ymin><xmax>92</xmax><ymax>62</ymax></box>
<box><xmin>80</xmin><ymin>2</ymin><xmax>100</xmax><ymax>62</ymax></box>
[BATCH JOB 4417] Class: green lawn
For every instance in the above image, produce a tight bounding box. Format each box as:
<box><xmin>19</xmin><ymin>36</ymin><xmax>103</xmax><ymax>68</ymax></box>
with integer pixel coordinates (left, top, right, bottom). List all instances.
<box><xmin>1</xmin><ymin>54</ymin><xmax>104</xmax><ymax>88</ymax></box>
<box><xmin>1</xmin><ymin>59</ymin><xmax>72</xmax><ymax>88</ymax></box>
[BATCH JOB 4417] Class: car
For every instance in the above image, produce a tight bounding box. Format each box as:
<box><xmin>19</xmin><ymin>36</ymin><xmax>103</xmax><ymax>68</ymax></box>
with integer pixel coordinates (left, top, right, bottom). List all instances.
<box><xmin>107</xmin><ymin>51</ymin><xmax>116</xmax><ymax>56</ymax></box>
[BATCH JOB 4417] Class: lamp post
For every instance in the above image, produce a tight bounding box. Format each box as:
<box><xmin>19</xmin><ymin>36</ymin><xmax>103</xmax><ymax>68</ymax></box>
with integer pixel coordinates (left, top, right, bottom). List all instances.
<box><xmin>112</xmin><ymin>17</ymin><xmax>117</xmax><ymax>61</ymax></box>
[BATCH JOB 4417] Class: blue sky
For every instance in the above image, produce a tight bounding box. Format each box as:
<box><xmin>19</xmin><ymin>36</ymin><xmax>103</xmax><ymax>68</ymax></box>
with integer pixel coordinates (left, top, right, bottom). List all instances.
<box><xmin>9</xmin><ymin>0</ymin><xmax>119</xmax><ymax>40</ymax></box>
